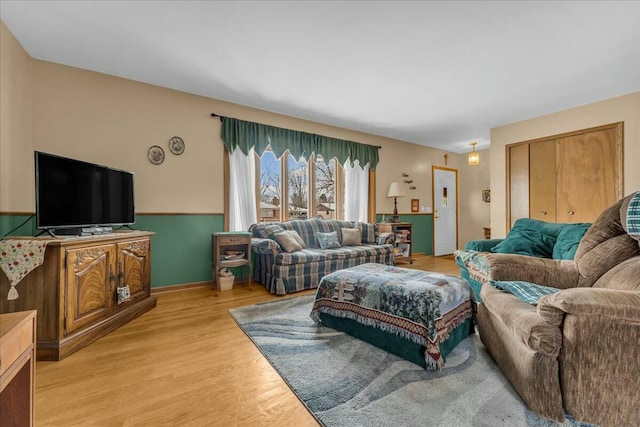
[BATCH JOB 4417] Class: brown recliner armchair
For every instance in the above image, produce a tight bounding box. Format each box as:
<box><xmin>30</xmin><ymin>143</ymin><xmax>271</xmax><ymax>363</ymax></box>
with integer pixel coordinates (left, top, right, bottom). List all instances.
<box><xmin>473</xmin><ymin>192</ymin><xmax>640</xmax><ymax>426</ymax></box>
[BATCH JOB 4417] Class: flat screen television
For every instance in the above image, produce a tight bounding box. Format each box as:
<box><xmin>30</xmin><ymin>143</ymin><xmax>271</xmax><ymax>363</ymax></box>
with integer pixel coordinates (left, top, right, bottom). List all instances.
<box><xmin>35</xmin><ymin>151</ymin><xmax>135</xmax><ymax>234</ymax></box>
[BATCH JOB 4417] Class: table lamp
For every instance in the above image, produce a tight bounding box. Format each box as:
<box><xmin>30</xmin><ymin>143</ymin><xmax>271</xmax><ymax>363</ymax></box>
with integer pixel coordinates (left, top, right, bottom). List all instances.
<box><xmin>387</xmin><ymin>182</ymin><xmax>406</xmax><ymax>223</ymax></box>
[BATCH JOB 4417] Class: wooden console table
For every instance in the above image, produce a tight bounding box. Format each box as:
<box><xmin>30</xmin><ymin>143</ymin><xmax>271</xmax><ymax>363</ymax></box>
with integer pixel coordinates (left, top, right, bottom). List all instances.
<box><xmin>0</xmin><ymin>232</ymin><xmax>157</xmax><ymax>360</ymax></box>
<box><xmin>0</xmin><ymin>310</ymin><xmax>36</xmax><ymax>427</ymax></box>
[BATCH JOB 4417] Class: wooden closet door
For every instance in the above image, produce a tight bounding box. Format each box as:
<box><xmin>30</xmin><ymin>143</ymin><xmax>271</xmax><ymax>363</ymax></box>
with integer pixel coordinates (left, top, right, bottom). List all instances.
<box><xmin>556</xmin><ymin>127</ymin><xmax>618</xmax><ymax>223</ymax></box>
<box><xmin>529</xmin><ymin>140</ymin><xmax>557</xmax><ymax>221</ymax></box>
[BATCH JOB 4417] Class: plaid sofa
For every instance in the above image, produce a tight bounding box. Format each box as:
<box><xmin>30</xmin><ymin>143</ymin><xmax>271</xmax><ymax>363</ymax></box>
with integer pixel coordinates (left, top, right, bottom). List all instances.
<box><xmin>250</xmin><ymin>218</ymin><xmax>395</xmax><ymax>295</ymax></box>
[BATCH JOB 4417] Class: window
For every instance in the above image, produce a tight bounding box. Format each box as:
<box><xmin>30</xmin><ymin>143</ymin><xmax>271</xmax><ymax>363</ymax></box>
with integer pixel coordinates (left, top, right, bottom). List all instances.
<box><xmin>255</xmin><ymin>147</ymin><xmax>344</xmax><ymax>223</ymax></box>
<box><xmin>315</xmin><ymin>155</ymin><xmax>336</xmax><ymax>219</ymax></box>
<box><xmin>258</xmin><ymin>149</ymin><xmax>281</xmax><ymax>222</ymax></box>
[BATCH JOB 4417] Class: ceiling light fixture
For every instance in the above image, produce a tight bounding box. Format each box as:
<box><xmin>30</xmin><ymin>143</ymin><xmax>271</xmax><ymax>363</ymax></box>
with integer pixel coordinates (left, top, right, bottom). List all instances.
<box><xmin>468</xmin><ymin>142</ymin><xmax>480</xmax><ymax>166</ymax></box>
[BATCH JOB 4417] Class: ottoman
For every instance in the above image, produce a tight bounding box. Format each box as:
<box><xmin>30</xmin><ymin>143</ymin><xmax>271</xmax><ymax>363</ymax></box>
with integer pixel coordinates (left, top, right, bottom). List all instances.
<box><xmin>310</xmin><ymin>263</ymin><xmax>473</xmax><ymax>370</ymax></box>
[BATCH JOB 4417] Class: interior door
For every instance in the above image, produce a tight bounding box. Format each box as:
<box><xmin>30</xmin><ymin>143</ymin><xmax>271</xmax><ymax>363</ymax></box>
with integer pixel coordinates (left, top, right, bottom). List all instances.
<box><xmin>432</xmin><ymin>166</ymin><xmax>458</xmax><ymax>256</ymax></box>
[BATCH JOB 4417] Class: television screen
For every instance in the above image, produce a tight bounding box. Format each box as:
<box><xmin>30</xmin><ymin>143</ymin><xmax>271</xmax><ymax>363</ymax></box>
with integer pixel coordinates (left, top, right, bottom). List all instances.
<box><xmin>35</xmin><ymin>152</ymin><xmax>135</xmax><ymax>231</ymax></box>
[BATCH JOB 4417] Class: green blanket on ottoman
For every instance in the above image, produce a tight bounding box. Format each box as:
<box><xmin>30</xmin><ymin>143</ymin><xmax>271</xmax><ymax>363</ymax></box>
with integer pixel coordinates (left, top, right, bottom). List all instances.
<box><xmin>310</xmin><ymin>263</ymin><xmax>473</xmax><ymax>370</ymax></box>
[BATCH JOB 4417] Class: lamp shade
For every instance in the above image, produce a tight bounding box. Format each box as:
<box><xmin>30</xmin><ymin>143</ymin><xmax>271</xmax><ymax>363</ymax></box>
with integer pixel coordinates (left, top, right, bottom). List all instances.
<box><xmin>468</xmin><ymin>142</ymin><xmax>480</xmax><ymax>166</ymax></box>
<box><xmin>387</xmin><ymin>182</ymin><xmax>406</xmax><ymax>198</ymax></box>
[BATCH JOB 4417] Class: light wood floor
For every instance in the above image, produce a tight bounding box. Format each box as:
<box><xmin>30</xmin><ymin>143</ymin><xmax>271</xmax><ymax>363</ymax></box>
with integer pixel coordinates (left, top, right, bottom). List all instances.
<box><xmin>34</xmin><ymin>255</ymin><xmax>459</xmax><ymax>426</ymax></box>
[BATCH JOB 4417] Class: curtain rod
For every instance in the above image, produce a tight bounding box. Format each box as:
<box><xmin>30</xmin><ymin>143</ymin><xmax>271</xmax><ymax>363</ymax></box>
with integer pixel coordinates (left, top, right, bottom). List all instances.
<box><xmin>210</xmin><ymin>113</ymin><xmax>382</xmax><ymax>149</ymax></box>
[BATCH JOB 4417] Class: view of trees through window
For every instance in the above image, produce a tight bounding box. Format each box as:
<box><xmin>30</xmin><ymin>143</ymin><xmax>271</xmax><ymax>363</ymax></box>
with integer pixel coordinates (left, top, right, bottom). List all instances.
<box><xmin>315</xmin><ymin>155</ymin><xmax>336</xmax><ymax>219</ymax></box>
<box><xmin>257</xmin><ymin>147</ymin><xmax>340</xmax><ymax>222</ymax></box>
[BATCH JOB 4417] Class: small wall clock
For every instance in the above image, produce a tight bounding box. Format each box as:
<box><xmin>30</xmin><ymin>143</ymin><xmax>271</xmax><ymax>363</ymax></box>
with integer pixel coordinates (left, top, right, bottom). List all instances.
<box><xmin>169</xmin><ymin>136</ymin><xmax>185</xmax><ymax>155</ymax></box>
<box><xmin>148</xmin><ymin>145</ymin><xmax>165</xmax><ymax>165</ymax></box>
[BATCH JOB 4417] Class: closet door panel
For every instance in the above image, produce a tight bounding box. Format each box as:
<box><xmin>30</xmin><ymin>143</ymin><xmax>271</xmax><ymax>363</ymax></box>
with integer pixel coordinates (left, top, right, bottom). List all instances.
<box><xmin>556</xmin><ymin>127</ymin><xmax>618</xmax><ymax>223</ymax></box>
<box><xmin>529</xmin><ymin>140</ymin><xmax>557</xmax><ymax>221</ymax></box>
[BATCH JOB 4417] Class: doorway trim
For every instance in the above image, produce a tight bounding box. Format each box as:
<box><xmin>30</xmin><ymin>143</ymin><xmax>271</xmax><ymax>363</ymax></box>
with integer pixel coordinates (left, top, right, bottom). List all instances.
<box><xmin>432</xmin><ymin>165</ymin><xmax>459</xmax><ymax>256</ymax></box>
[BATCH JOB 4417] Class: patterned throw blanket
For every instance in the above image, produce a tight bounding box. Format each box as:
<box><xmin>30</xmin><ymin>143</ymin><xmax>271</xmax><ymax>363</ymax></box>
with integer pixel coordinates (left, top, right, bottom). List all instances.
<box><xmin>310</xmin><ymin>263</ymin><xmax>472</xmax><ymax>370</ymax></box>
<box><xmin>627</xmin><ymin>192</ymin><xmax>640</xmax><ymax>237</ymax></box>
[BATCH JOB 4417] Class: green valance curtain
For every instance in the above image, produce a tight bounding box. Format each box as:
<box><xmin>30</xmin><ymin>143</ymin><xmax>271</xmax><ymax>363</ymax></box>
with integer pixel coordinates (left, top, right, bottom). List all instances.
<box><xmin>220</xmin><ymin>117</ymin><xmax>379</xmax><ymax>170</ymax></box>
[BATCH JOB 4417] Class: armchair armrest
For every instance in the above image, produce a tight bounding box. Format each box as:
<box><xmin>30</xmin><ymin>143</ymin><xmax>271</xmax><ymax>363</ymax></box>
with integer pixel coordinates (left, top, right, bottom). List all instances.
<box><xmin>481</xmin><ymin>253</ymin><xmax>578</xmax><ymax>289</ymax></box>
<box><xmin>251</xmin><ymin>237</ymin><xmax>281</xmax><ymax>255</ymax></box>
<box><xmin>538</xmin><ymin>288</ymin><xmax>640</xmax><ymax>324</ymax></box>
<box><xmin>536</xmin><ymin>287</ymin><xmax>640</xmax><ymax>425</ymax></box>
<box><xmin>465</xmin><ymin>239</ymin><xmax>503</xmax><ymax>252</ymax></box>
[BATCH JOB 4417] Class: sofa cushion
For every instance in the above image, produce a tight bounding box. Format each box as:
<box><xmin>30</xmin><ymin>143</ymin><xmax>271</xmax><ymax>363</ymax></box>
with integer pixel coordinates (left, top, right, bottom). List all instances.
<box><xmin>324</xmin><ymin>245</ymin><xmax>392</xmax><ymax>260</ymax></box>
<box><xmin>621</xmin><ymin>191</ymin><xmax>640</xmax><ymax>241</ymax></box>
<box><xmin>552</xmin><ymin>223</ymin><xmax>591</xmax><ymax>260</ymax></box>
<box><xmin>480</xmin><ymin>285</ymin><xmax>562</xmax><ymax>357</ymax></box>
<box><xmin>489</xmin><ymin>280</ymin><xmax>561</xmax><ymax>305</ymax></box>
<box><xmin>341</xmin><ymin>228</ymin><xmax>362</xmax><ymax>246</ymax></box>
<box><xmin>357</xmin><ymin>222</ymin><xmax>376</xmax><ymax>244</ymax></box>
<box><xmin>317</xmin><ymin>231</ymin><xmax>341</xmax><ymax>249</ymax></box>
<box><xmin>490</xmin><ymin>229</ymin><xmax>556</xmax><ymax>258</ymax></box>
<box><xmin>273</xmin><ymin>230</ymin><xmax>305</xmax><ymax>252</ymax></box>
<box><xmin>275</xmin><ymin>249</ymin><xmax>327</xmax><ymax>266</ymax></box>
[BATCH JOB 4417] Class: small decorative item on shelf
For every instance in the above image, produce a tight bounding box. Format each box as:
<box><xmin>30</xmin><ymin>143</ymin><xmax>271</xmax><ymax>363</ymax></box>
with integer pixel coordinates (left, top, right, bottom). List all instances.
<box><xmin>148</xmin><ymin>145</ymin><xmax>165</xmax><ymax>165</ymax></box>
<box><xmin>168</xmin><ymin>136</ymin><xmax>185</xmax><ymax>155</ymax></box>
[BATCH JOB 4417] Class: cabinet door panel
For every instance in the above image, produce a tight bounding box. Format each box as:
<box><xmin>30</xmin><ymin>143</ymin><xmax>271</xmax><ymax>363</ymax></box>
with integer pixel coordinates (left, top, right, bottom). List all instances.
<box><xmin>65</xmin><ymin>245</ymin><xmax>116</xmax><ymax>334</ymax></box>
<box><xmin>117</xmin><ymin>240</ymin><xmax>150</xmax><ymax>305</ymax></box>
<box><xmin>556</xmin><ymin>128</ymin><xmax>618</xmax><ymax>223</ymax></box>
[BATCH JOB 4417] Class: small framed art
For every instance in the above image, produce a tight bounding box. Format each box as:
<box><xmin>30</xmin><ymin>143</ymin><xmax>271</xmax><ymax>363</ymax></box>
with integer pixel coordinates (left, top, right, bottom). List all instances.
<box><xmin>411</xmin><ymin>199</ymin><xmax>419</xmax><ymax>212</ymax></box>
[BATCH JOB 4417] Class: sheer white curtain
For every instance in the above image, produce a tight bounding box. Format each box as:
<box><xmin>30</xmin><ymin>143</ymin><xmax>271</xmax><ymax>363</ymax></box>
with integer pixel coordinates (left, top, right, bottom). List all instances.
<box><xmin>344</xmin><ymin>159</ymin><xmax>369</xmax><ymax>222</ymax></box>
<box><xmin>228</xmin><ymin>147</ymin><xmax>257</xmax><ymax>231</ymax></box>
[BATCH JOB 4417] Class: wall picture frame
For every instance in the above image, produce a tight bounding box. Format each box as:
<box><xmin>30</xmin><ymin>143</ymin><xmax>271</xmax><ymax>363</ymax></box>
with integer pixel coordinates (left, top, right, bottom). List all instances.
<box><xmin>411</xmin><ymin>198</ymin><xmax>419</xmax><ymax>212</ymax></box>
<box><xmin>482</xmin><ymin>189</ymin><xmax>491</xmax><ymax>203</ymax></box>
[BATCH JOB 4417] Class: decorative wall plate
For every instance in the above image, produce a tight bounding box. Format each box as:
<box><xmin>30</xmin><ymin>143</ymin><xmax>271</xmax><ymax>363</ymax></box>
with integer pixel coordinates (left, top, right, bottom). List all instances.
<box><xmin>169</xmin><ymin>136</ymin><xmax>185</xmax><ymax>155</ymax></box>
<box><xmin>148</xmin><ymin>145</ymin><xmax>165</xmax><ymax>165</ymax></box>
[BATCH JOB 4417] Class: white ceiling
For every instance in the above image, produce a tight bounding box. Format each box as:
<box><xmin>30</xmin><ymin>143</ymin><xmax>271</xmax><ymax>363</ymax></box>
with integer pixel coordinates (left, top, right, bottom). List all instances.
<box><xmin>1</xmin><ymin>1</ymin><xmax>639</xmax><ymax>153</ymax></box>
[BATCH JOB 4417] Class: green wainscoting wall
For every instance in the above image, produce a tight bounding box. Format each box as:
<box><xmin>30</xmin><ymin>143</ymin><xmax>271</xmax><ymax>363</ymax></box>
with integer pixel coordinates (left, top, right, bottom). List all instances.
<box><xmin>1</xmin><ymin>213</ymin><xmax>433</xmax><ymax>289</ymax></box>
<box><xmin>375</xmin><ymin>214</ymin><xmax>433</xmax><ymax>256</ymax></box>
<box><xmin>1</xmin><ymin>213</ymin><xmax>225</xmax><ymax>288</ymax></box>
<box><xmin>134</xmin><ymin>214</ymin><xmax>224</xmax><ymax>287</ymax></box>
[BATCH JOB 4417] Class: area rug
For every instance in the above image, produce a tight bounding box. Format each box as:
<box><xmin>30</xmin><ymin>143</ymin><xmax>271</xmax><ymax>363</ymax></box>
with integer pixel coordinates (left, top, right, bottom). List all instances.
<box><xmin>229</xmin><ymin>295</ymin><xmax>593</xmax><ymax>427</ymax></box>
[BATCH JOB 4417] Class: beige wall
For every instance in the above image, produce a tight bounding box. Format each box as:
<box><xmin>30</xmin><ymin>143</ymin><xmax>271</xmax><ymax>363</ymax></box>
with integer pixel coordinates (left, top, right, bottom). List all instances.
<box><xmin>458</xmin><ymin>149</ymin><xmax>491</xmax><ymax>245</ymax></box>
<box><xmin>0</xmin><ymin>21</ymin><xmax>33</xmax><ymax>212</ymax></box>
<box><xmin>490</xmin><ymin>91</ymin><xmax>640</xmax><ymax>238</ymax></box>
<box><xmin>1</xmin><ymin>20</ymin><xmax>489</xmax><ymax>250</ymax></box>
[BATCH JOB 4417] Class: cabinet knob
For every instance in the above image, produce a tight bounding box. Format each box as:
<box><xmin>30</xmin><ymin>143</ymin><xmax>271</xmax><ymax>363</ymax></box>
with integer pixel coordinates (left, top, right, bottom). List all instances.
<box><xmin>568</xmin><ymin>211</ymin><xmax>575</xmax><ymax>216</ymax></box>
<box><xmin>539</xmin><ymin>210</ymin><xmax>547</xmax><ymax>215</ymax></box>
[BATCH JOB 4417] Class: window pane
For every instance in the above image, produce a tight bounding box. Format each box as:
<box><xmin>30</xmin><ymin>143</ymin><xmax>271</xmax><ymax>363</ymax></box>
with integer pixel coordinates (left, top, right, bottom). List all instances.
<box><xmin>259</xmin><ymin>148</ymin><xmax>281</xmax><ymax>222</ymax></box>
<box><xmin>315</xmin><ymin>156</ymin><xmax>336</xmax><ymax>219</ymax></box>
<box><xmin>288</xmin><ymin>154</ymin><xmax>308</xmax><ymax>219</ymax></box>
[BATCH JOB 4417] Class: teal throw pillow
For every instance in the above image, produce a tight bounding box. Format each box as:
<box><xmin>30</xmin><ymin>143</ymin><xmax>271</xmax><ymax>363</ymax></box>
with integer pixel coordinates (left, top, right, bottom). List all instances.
<box><xmin>317</xmin><ymin>231</ymin><xmax>341</xmax><ymax>249</ymax></box>
<box><xmin>490</xmin><ymin>229</ymin><xmax>556</xmax><ymax>258</ymax></box>
<box><xmin>489</xmin><ymin>280</ymin><xmax>561</xmax><ymax>305</ymax></box>
<box><xmin>552</xmin><ymin>223</ymin><xmax>591</xmax><ymax>260</ymax></box>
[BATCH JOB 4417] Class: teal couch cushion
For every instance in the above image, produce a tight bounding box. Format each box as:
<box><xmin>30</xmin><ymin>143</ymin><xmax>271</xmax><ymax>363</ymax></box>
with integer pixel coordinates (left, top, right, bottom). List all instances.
<box><xmin>489</xmin><ymin>280</ymin><xmax>561</xmax><ymax>305</ymax></box>
<box><xmin>552</xmin><ymin>223</ymin><xmax>591</xmax><ymax>260</ymax></box>
<box><xmin>490</xmin><ymin>229</ymin><xmax>556</xmax><ymax>258</ymax></box>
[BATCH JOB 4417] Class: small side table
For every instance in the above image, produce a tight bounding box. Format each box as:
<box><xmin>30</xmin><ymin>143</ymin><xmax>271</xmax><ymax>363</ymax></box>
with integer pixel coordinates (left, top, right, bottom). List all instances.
<box><xmin>211</xmin><ymin>232</ymin><xmax>252</xmax><ymax>291</ymax></box>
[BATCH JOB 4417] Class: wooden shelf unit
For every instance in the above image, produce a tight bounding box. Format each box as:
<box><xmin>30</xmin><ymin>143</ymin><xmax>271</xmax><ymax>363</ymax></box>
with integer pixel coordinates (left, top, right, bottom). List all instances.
<box><xmin>378</xmin><ymin>222</ymin><xmax>413</xmax><ymax>264</ymax></box>
<box><xmin>211</xmin><ymin>232</ymin><xmax>252</xmax><ymax>290</ymax></box>
<box><xmin>0</xmin><ymin>232</ymin><xmax>157</xmax><ymax>361</ymax></box>
<box><xmin>0</xmin><ymin>310</ymin><xmax>36</xmax><ymax>427</ymax></box>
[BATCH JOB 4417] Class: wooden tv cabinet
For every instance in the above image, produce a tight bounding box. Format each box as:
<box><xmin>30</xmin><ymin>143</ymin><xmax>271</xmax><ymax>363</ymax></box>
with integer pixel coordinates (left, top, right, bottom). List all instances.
<box><xmin>0</xmin><ymin>232</ymin><xmax>157</xmax><ymax>360</ymax></box>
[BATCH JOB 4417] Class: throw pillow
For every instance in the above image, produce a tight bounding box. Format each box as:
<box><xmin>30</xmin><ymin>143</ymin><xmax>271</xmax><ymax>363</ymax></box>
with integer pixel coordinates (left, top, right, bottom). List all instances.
<box><xmin>341</xmin><ymin>228</ymin><xmax>362</xmax><ymax>246</ymax></box>
<box><xmin>490</xmin><ymin>229</ymin><xmax>556</xmax><ymax>258</ymax></box>
<box><xmin>256</xmin><ymin>224</ymin><xmax>285</xmax><ymax>239</ymax></box>
<box><xmin>317</xmin><ymin>231</ymin><xmax>341</xmax><ymax>249</ymax></box>
<box><xmin>272</xmin><ymin>230</ymin><xmax>304</xmax><ymax>253</ymax></box>
<box><xmin>489</xmin><ymin>280</ymin><xmax>561</xmax><ymax>305</ymax></box>
<box><xmin>552</xmin><ymin>223</ymin><xmax>591</xmax><ymax>260</ymax></box>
